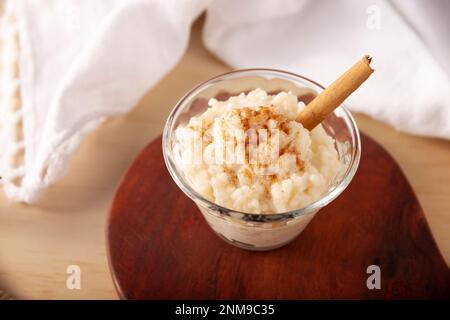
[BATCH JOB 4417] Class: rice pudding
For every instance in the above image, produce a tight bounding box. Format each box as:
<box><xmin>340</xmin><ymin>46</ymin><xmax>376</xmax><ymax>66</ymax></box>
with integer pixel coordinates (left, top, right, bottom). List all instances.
<box><xmin>173</xmin><ymin>89</ymin><xmax>342</xmax><ymax>214</ymax></box>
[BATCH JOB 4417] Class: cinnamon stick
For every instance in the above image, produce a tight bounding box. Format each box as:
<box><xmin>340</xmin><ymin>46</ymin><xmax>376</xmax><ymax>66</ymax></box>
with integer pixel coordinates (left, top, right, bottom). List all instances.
<box><xmin>297</xmin><ymin>55</ymin><xmax>374</xmax><ymax>130</ymax></box>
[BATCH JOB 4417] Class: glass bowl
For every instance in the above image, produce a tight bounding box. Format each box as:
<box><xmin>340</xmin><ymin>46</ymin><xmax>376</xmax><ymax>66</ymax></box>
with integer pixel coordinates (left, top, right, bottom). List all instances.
<box><xmin>163</xmin><ymin>69</ymin><xmax>361</xmax><ymax>251</ymax></box>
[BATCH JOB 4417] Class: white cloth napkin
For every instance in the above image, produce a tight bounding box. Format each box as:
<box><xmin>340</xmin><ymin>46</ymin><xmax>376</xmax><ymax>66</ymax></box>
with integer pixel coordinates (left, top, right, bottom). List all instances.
<box><xmin>0</xmin><ymin>0</ymin><xmax>449</xmax><ymax>203</ymax></box>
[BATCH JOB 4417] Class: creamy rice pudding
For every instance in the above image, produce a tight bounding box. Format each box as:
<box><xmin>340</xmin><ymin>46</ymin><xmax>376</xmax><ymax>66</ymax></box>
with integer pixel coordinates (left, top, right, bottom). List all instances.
<box><xmin>173</xmin><ymin>89</ymin><xmax>342</xmax><ymax>214</ymax></box>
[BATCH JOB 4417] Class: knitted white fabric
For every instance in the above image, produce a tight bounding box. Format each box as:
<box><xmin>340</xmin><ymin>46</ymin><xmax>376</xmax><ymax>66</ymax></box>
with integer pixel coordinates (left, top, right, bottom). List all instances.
<box><xmin>0</xmin><ymin>2</ymin><xmax>26</xmax><ymax>201</ymax></box>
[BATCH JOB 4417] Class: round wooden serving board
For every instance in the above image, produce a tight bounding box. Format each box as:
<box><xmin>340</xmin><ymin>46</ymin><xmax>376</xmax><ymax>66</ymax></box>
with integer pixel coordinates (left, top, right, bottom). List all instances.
<box><xmin>107</xmin><ymin>133</ymin><xmax>450</xmax><ymax>299</ymax></box>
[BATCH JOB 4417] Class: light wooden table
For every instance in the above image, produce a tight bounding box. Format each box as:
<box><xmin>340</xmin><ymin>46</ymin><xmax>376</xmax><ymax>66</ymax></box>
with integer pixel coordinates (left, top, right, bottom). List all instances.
<box><xmin>0</xmin><ymin>19</ymin><xmax>449</xmax><ymax>300</ymax></box>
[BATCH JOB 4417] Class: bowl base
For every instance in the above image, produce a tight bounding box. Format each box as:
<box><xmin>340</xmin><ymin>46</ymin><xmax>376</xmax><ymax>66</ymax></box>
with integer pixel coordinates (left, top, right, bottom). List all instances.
<box><xmin>215</xmin><ymin>232</ymin><xmax>296</xmax><ymax>251</ymax></box>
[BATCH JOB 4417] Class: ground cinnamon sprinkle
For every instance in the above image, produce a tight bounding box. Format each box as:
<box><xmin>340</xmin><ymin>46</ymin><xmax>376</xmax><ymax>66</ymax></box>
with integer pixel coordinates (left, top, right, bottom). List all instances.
<box><xmin>296</xmin><ymin>157</ymin><xmax>305</xmax><ymax>171</ymax></box>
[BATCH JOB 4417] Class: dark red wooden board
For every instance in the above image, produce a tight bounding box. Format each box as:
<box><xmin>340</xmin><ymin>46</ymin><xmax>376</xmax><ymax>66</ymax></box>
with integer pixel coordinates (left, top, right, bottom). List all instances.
<box><xmin>107</xmin><ymin>133</ymin><xmax>450</xmax><ymax>299</ymax></box>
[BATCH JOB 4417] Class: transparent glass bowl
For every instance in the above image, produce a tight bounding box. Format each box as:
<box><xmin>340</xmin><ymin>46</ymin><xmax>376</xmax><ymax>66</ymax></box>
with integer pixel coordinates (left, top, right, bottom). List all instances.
<box><xmin>163</xmin><ymin>69</ymin><xmax>361</xmax><ymax>251</ymax></box>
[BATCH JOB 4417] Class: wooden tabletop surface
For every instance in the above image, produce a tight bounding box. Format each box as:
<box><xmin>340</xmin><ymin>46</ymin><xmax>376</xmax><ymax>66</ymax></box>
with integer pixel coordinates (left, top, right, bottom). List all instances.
<box><xmin>0</xmin><ymin>18</ymin><xmax>449</xmax><ymax>299</ymax></box>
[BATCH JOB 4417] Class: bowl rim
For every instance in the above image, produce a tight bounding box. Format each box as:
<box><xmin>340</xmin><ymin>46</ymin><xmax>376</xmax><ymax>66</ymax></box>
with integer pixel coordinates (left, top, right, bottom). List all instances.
<box><xmin>162</xmin><ymin>68</ymin><xmax>361</xmax><ymax>220</ymax></box>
